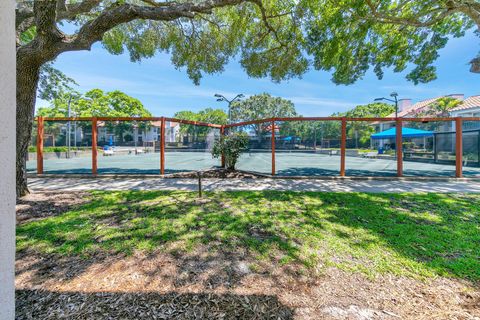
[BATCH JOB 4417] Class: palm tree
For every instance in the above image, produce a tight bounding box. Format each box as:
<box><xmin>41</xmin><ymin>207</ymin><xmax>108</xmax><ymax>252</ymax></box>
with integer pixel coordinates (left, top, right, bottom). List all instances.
<box><xmin>428</xmin><ymin>97</ymin><xmax>461</xmax><ymax>117</ymax></box>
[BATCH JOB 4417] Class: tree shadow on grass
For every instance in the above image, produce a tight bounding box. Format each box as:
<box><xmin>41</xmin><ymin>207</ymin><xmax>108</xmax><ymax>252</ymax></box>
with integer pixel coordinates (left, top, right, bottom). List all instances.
<box><xmin>302</xmin><ymin>192</ymin><xmax>480</xmax><ymax>281</ymax></box>
<box><xmin>16</xmin><ymin>190</ymin><xmax>480</xmax><ymax>288</ymax></box>
<box><xmin>222</xmin><ymin>191</ymin><xmax>480</xmax><ymax>281</ymax></box>
<box><xmin>16</xmin><ymin>190</ymin><xmax>312</xmax><ymax>289</ymax></box>
<box><xmin>16</xmin><ymin>289</ymin><xmax>294</xmax><ymax>320</ymax></box>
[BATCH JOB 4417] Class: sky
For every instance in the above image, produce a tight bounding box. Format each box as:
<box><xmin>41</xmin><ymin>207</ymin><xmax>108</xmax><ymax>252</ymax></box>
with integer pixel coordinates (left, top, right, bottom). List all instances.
<box><xmin>37</xmin><ymin>30</ymin><xmax>479</xmax><ymax>117</ymax></box>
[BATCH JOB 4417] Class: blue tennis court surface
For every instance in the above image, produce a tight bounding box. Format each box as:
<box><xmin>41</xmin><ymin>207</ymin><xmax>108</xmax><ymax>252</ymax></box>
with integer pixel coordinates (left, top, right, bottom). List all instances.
<box><xmin>27</xmin><ymin>151</ymin><xmax>480</xmax><ymax>177</ymax></box>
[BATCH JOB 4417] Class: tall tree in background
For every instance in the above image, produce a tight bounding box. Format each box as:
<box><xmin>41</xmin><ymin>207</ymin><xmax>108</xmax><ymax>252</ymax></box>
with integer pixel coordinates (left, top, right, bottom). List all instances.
<box><xmin>230</xmin><ymin>93</ymin><xmax>297</xmax><ymax>141</ymax></box>
<box><xmin>16</xmin><ymin>0</ymin><xmax>305</xmax><ymax>196</ymax></box>
<box><xmin>174</xmin><ymin>108</ymin><xmax>227</xmax><ymax>143</ymax></box>
<box><xmin>37</xmin><ymin>89</ymin><xmax>151</xmax><ymax>118</ymax></box>
<box><xmin>279</xmin><ymin>102</ymin><xmax>394</xmax><ymax>149</ymax></box>
<box><xmin>340</xmin><ymin>102</ymin><xmax>395</xmax><ymax>148</ymax></box>
<box><xmin>37</xmin><ymin>89</ymin><xmax>152</xmax><ymax>144</ymax></box>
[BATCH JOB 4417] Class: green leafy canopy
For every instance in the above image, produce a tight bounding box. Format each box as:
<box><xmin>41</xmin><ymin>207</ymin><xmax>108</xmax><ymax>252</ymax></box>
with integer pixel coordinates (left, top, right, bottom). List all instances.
<box><xmin>37</xmin><ymin>88</ymin><xmax>152</xmax><ymax>118</ymax></box>
<box><xmin>97</xmin><ymin>1</ymin><xmax>478</xmax><ymax>84</ymax></box>
<box><xmin>20</xmin><ymin>0</ymin><xmax>479</xmax><ymax>92</ymax></box>
<box><xmin>303</xmin><ymin>0</ymin><xmax>477</xmax><ymax>84</ymax></box>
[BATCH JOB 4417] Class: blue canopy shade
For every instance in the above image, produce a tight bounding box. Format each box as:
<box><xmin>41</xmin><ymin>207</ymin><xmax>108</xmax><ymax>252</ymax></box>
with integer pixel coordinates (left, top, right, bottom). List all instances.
<box><xmin>371</xmin><ymin>127</ymin><xmax>434</xmax><ymax>140</ymax></box>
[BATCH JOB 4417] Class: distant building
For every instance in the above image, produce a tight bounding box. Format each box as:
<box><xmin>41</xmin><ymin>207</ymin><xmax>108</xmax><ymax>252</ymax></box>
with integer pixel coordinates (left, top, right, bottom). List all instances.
<box><xmin>373</xmin><ymin>94</ymin><xmax>480</xmax><ymax>150</ymax></box>
<box><xmin>377</xmin><ymin>94</ymin><xmax>480</xmax><ymax>132</ymax></box>
<box><xmin>450</xmin><ymin>95</ymin><xmax>480</xmax><ymax>130</ymax></box>
<box><xmin>96</xmin><ymin>120</ymin><xmax>180</xmax><ymax>146</ymax></box>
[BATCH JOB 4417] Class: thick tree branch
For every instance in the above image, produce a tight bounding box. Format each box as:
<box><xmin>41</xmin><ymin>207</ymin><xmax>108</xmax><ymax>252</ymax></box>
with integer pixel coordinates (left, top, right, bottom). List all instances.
<box><xmin>16</xmin><ymin>6</ymin><xmax>34</xmax><ymax>29</ymax></box>
<box><xmin>57</xmin><ymin>0</ymin><xmax>102</xmax><ymax>20</ymax></box>
<box><xmin>139</xmin><ymin>0</ymin><xmax>176</xmax><ymax>7</ymax></box>
<box><xmin>17</xmin><ymin>0</ymin><xmax>102</xmax><ymax>39</ymax></box>
<box><xmin>247</xmin><ymin>0</ymin><xmax>286</xmax><ymax>46</ymax></box>
<box><xmin>364</xmin><ymin>0</ymin><xmax>457</xmax><ymax>27</ymax></box>
<box><xmin>34</xmin><ymin>0</ymin><xmax>59</xmax><ymax>37</ymax></box>
<box><xmin>60</xmin><ymin>0</ymin><xmax>245</xmax><ymax>53</ymax></box>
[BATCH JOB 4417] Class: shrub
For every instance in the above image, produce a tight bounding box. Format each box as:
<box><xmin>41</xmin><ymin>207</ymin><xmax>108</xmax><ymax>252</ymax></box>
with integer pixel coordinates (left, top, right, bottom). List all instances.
<box><xmin>124</xmin><ymin>134</ymin><xmax>133</xmax><ymax>142</ymax></box>
<box><xmin>28</xmin><ymin>146</ymin><xmax>91</xmax><ymax>153</ymax></box>
<box><xmin>212</xmin><ymin>132</ymin><xmax>249</xmax><ymax>170</ymax></box>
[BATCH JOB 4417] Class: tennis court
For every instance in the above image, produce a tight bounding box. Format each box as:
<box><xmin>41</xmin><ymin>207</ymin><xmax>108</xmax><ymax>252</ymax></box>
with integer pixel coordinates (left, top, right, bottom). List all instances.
<box><xmin>26</xmin><ymin>150</ymin><xmax>480</xmax><ymax>177</ymax></box>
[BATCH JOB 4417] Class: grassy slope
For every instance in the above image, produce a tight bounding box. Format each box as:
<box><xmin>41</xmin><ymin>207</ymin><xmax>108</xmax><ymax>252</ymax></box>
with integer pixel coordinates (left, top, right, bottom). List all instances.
<box><xmin>17</xmin><ymin>191</ymin><xmax>480</xmax><ymax>281</ymax></box>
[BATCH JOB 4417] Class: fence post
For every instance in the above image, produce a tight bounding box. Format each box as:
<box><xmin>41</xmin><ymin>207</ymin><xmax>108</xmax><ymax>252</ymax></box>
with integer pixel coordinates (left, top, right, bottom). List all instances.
<box><xmin>92</xmin><ymin>117</ymin><xmax>97</xmax><ymax>175</ymax></box>
<box><xmin>160</xmin><ymin>116</ymin><xmax>165</xmax><ymax>175</ymax></box>
<box><xmin>340</xmin><ymin>117</ymin><xmax>346</xmax><ymax>176</ymax></box>
<box><xmin>220</xmin><ymin>125</ymin><xmax>225</xmax><ymax>168</ymax></box>
<box><xmin>36</xmin><ymin>116</ymin><xmax>44</xmax><ymax>174</ymax></box>
<box><xmin>271</xmin><ymin>120</ymin><xmax>276</xmax><ymax>175</ymax></box>
<box><xmin>456</xmin><ymin>117</ymin><xmax>463</xmax><ymax>178</ymax></box>
<box><xmin>396</xmin><ymin>118</ymin><xmax>403</xmax><ymax>177</ymax></box>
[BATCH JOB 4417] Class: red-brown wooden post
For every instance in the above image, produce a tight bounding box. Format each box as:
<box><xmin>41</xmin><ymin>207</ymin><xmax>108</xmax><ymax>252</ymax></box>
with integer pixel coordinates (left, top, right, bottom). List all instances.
<box><xmin>92</xmin><ymin>117</ymin><xmax>98</xmax><ymax>175</ymax></box>
<box><xmin>340</xmin><ymin>117</ymin><xmax>346</xmax><ymax>176</ymax></box>
<box><xmin>36</xmin><ymin>116</ymin><xmax>44</xmax><ymax>174</ymax></box>
<box><xmin>160</xmin><ymin>117</ymin><xmax>165</xmax><ymax>175</ymax></box>
<box><xmin>220</xmin><ymin>125</ymin><xmax>225</xmax><ymax>168</ymax></box>
<box><xmin>271</xmin><ymin>120</ymin><xmax>276</xmax><ymax>175</ymax></box>
<box><xmin>456</xmin><ymin>117</ymin><xmax>463</xmax><ymax>178</ymax></box>
<box><xmin>396</xmin><ymin>118</ymin><xmax>403</xmax><ymax>177</ymax></box>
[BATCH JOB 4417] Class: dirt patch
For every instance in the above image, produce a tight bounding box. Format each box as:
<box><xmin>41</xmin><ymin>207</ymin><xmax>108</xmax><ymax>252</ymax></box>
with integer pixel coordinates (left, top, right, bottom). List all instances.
<box><xmin>15</xmin><ymin>192</ymin><xmax>480</xmax><ymax>319</ymax></box>
<box><xmin>16</xmin><ymin>250</ymin><xmax>480</xmax><ymax>320</ymax></box>
<box><xmin>16</xmin><ymin>191</ymin><xmax>90</xmax><ymax>224</ymax></box>
<box><xmin>164</xmin><ymin>168</ymin><xmax>264</xmax><ymax>179</ymax></box>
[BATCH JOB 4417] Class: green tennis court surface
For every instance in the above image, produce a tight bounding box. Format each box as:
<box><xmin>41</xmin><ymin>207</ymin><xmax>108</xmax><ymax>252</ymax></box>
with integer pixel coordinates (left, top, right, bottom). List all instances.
<box><xmin>27</xmin><ymin>151</ymin><xmax>480</xmax><ymax>177</ymax></box>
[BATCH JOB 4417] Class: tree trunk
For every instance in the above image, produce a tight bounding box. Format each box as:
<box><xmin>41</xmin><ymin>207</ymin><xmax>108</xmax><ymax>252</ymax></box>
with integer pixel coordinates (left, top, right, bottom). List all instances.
<box><xmin>16</xmin><ymin>56</ymin><xmax>41</xmax><ymax>197</ymax></box>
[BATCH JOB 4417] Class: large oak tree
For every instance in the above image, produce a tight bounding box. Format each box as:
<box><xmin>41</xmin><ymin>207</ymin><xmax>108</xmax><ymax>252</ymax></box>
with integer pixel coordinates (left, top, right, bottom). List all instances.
<box><xmin>16</xmin><ymin>0</ymin><xmax>306</xmax><ymax>196</ymax></box>
<box><xmin>16</xmin><ymin>0</ymin><xmax>478</xmax><ymax>196</ymax></box>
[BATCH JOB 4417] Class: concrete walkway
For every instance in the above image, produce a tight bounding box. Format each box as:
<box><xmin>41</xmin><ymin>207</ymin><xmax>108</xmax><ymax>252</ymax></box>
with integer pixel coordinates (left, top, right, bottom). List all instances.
<box><xmin>28</xmin><ymin>177</ymin><xmax>480</xmax><ymax>193</ymax></box>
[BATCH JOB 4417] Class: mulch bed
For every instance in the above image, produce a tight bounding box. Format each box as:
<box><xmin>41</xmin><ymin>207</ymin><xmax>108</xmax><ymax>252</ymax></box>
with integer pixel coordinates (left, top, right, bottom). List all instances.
<box><xmin>164</xmin><ymin>168</ymin><xmax>264</xmax><ymax>179</ymax></box>
<box><xmin>17</xmin><ymin>289</ymin><xmax>293</xmax><ymax>320</ymax></box>
<box><xmin>15</xmin><ymin>192</ymin><xmax>480</xmax><ymax>320</ymax></box>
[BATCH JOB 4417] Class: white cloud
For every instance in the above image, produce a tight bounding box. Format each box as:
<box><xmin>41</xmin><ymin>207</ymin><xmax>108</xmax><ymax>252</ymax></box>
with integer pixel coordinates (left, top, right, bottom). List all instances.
<box><xmin>286</xmin><ymin>96</ymin><xmax>354</xmax><ymax>108</ymax></box>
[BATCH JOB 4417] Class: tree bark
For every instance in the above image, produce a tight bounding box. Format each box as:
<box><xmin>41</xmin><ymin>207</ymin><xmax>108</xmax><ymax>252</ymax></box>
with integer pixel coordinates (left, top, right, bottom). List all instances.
<box><xmin>16</xmin><ymin>55</ymin><xmax>41</xmax><ymax>197</ymax></box>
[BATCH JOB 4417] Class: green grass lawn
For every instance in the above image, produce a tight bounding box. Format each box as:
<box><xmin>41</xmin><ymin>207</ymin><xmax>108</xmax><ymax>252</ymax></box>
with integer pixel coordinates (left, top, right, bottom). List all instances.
<box><xmin>17</xmin><ymin>191</ymin><xmax>480</xmax><ymax>281</ymax></box>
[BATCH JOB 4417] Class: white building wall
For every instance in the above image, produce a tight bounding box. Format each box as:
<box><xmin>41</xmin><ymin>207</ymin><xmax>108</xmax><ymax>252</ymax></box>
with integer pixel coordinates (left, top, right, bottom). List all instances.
<box><xmin>0</xmin><ymin>1</ymin><xmax>16</xmax><ymax>318</ymax></box>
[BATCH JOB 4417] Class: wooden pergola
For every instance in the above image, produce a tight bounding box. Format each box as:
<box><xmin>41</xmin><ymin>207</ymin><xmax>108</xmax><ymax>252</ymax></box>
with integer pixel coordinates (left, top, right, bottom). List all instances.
<box><xmin>35</xmin><ymin>116</ymin><xmax>474</xmax><ymax>178</ymax></box>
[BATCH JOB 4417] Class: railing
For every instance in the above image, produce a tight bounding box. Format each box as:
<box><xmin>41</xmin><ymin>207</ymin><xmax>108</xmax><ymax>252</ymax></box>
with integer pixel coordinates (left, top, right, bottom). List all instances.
<box><xmin>33</xmin><ymin>116</ymin><xmax>480</xmax><ymax>178</ymax></box>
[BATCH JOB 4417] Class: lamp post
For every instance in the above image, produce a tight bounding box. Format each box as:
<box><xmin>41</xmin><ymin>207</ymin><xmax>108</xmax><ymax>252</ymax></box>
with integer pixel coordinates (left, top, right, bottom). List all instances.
<box><xmin>374</xmin><ymin>92</ymin><xmax>399</xmax><ymax>118</ymax></box>
<box><xmin>214</xmin><ymin>93</ymin><xmax>244</xmax><ymax>124</ymax></box>
<box><xmin>374</xmin><ymin>92</ymin><xmax>400</xmax><ymax>155</ymax></box>
<box><xmin>67</xmin><ymin>95</ymin><xmax>93</xmax><ymax>158</ymax></box>
<box><xmin>67</xmin><ymin>95</ymin><xmax>72</xmax><ymax>158</ymax></box>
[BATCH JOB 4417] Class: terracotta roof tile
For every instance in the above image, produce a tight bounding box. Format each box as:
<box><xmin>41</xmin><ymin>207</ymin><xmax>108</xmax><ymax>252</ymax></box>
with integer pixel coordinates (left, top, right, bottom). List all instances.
<box><xmin>451</xmin><ymin>95</ymin><xmax>480</xmax><ymax>111</ymax></box>
<box><xmin>385</xmin><ymin>96</ymin><xmax>444</xmax><ymax>118</ymax></box>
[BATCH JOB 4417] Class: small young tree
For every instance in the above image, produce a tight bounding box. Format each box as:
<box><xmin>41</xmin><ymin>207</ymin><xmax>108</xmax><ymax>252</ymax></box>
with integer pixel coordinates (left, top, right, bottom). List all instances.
<box><xmin>212</xmin><ymin>132</ymin><xmax>249</xmax><ymax>170</ymax></box>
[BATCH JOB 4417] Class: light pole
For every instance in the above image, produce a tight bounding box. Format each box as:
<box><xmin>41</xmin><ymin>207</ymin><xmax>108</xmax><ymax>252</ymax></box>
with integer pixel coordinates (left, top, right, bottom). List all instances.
<box><xmin>67</xmin><ymin>95</ymin><xmax>92</xmax><ymax>157</ymax></box>
<box><xmin>214</xmin><ymin>93</ymin><xmax>244</xmax><ymax>124</ymax></box>
<box><xmin>374</xmin><ymin>92</ymin><xmax>399</xmax><ymax>118</ymax></box>
<box><xmin>374</xmin><ymin>92</ymin><xmax>399</xmax><ymax>155</ymax></box>
<box><xmin>67</xmin><ymin>95</ymin><xmax>73</xmax><ymax>158</ymax></box>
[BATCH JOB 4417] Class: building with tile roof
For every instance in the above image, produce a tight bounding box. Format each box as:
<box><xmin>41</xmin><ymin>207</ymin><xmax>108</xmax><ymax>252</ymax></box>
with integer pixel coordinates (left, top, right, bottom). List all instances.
<box><xmin>450</xmin><ymin>95</ymin><xmax>480</xmax><ymax>115</ymax></box>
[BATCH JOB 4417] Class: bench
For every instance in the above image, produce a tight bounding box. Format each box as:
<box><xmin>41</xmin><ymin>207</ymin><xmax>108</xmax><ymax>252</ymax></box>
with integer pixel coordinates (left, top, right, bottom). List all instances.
<box><xmin>329</xmin><ymin>150</ymin><xmax>339</xmax><ymax>156</ymax></box>
<box><xmin>103</xmin><ymin>149</ymin><xmax>114</xmax><ymax>156</ymax></box>
<box><xmin>363</xmin><ymin>151</ymin><xmax>378</xmax><ymax>158</ymax></box>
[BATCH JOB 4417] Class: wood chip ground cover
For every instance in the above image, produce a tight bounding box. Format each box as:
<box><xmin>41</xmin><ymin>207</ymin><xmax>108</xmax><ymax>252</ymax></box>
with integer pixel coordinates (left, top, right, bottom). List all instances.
<box><xmin>16</xmin><ymin>191</ymin><xmax>480</xmax><ymax>319</ymax></box>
